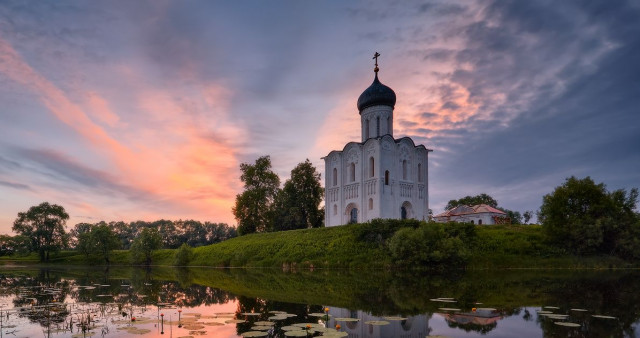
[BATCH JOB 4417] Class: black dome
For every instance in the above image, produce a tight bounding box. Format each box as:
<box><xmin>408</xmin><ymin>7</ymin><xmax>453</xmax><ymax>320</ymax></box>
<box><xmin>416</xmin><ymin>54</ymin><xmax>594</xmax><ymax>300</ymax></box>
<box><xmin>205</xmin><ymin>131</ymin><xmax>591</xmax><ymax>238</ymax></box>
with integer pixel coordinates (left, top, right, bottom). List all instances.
<box><xmin>357</xmin><ymin>73</ymin><xmax>396</xmax><ymax>112</ymax></box>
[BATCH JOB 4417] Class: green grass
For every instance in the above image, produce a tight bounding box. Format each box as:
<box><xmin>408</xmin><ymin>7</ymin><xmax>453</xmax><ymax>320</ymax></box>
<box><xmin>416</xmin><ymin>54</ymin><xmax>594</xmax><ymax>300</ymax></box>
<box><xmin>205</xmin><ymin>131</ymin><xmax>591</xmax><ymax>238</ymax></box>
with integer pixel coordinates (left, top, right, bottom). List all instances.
<box><xmin>1</xmin><ymin>222</ymin><xmax>637</xmax><ymax>269</ymax></box>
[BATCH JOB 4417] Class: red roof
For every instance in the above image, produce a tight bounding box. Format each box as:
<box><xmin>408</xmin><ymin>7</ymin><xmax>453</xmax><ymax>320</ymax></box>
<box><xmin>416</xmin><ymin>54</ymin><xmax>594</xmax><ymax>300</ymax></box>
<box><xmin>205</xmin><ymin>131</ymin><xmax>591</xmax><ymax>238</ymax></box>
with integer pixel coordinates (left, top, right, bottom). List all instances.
<box><xmin>434</xmin><ymin>204</ymin><xmax>506</xmax><ymax>218</ymax></box>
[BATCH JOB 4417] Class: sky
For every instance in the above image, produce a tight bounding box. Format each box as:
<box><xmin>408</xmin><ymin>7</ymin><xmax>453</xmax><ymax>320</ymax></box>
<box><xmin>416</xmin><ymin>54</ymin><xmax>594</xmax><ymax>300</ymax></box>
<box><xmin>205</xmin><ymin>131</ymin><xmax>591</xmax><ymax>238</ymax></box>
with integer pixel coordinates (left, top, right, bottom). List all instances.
<box><xmin>1</xmin><ymin>0</ymin><xmax>639</xmax><ymax>234</ymax></box>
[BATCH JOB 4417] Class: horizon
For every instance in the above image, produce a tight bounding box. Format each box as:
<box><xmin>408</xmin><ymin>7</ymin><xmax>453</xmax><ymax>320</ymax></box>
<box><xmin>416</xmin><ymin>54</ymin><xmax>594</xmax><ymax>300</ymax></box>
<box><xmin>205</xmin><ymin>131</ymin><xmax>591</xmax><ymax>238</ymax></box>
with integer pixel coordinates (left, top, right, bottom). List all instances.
<box><xmin>1</xmin><ymin>1</ymin><xmax>639</xmax><ymax>234</ymax></box>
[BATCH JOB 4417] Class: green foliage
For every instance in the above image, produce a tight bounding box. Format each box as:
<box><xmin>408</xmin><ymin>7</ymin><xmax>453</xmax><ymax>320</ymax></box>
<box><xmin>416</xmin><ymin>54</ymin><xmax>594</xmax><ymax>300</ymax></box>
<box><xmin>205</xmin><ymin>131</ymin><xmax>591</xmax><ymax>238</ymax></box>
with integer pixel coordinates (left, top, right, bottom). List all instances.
<box><xmin>130</xmin><ymin>227</ymin><xmax>162</xmax><ymax>265</ymax></box>
<box><xmin>0</xmin><ymin>235</ymin><xmax>30</xmax><ymax>256</ymax></box>
<box><xmin>173</xmin><ymin>243</ymin><xmax>194</xmax><ymax>266</ymax></box>
<box><xmin>270</xmin><ymin>159</ymin><xmax>324</xmax><ymax>231</ymax></box>
<box><xmin>446</xmin><ymin>193</ymin><xmax>498</xmax><ymax>210</ymax></box>
<box><xmin>539</xmin><ymin>176</ymin><xmax>639</xmax><ymax>256</ymax></box>
<box><xmin>498</xmin><ymin>208</ymin><xmax>522</xmax><ymax>224</ymax></box>
<box><xmin>355</xmin><ymin>218</ymin><xmax>420</xmax><ymax>245</ymax></box>
<box><xmin>12</xmin><ymin>202</ymin><xmax>69</xmax><ymax>262</ymax></box>
<box><xmin>74</xmin><ymin>223</ymin><xmax>121</xmax><ymax>264</ymax></box>
<box><xmin>523</xmin><ymin>211</ymin><xmax>533</xmax><ymax>224</ymax></box>
<box><xmin>233</xmin><ymin>156</ymin><xmax>280</xmax><ymax>235</ymax></box>
<box><xmin>388</xmin><ymin>222</ymin><xmax>473</xmax><ymax>269</ymax></box>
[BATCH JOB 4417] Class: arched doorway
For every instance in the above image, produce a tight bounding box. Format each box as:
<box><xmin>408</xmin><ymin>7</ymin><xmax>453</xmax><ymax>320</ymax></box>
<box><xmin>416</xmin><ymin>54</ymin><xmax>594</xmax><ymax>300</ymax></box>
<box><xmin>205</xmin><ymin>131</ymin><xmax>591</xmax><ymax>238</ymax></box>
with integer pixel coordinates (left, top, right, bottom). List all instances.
<box><xmin>346</xmin><ymin>203</ymin><xmax>359</xmax><ymax>224</ymax></box>
<box><xmin>400</xmin><ymin>201</ymin><xmax>413</xmax><ymax>220</ymax></box>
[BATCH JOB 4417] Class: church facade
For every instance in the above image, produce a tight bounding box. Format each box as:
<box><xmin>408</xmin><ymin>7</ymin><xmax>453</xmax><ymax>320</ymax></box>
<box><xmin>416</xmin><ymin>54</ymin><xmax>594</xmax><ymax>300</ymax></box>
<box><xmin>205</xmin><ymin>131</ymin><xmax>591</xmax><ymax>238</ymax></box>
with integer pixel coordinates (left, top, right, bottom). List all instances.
<box><xmin>323</xmin><ymin>59</ymin><xmax>432</xmax><ymax>226</ymax></box>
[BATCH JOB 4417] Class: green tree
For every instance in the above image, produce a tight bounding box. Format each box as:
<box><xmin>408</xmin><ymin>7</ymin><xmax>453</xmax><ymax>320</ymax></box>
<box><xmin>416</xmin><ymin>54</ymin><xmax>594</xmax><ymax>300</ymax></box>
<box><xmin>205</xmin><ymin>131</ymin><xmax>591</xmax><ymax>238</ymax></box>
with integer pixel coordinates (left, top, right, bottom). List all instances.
<box><xmin>233</xmin><ymin>156</ymin><xmax>280</xmax><ymax>235</ymax></box>
<box><xmin>271</xmin><ymin>159</ymin><xmax>324</xmax><ymax>231</ymax></box>
<box><xmin>130</xmin><ymin>227</ymin><xmax>162</xmax><ymax>265</ymax></box>
<box><xmin>539</xmin><ymin>176</ymin><xmax>639</xmax><ymax>255</ymax></box>
<box><xmin>173</xmin><ymin>243</ymin><xmax>194</xmax><ymax>266</ymax></box>
<box><xmin>445</xmin><ymin>193</ymin><xmax>498</xmax><ymax>210</ymax></box>
<box><xmin>523</xmin><ymin>211</ymin><xmax>534</xmax><ymax>224</ymax></box>
<box><xmin>12</xmin><ymin>202</ymin><xmax>69</xmax><ymax>262</ymax></box>
<box><xmin>498</xmin><ymin>208</ymin><xmax>522</xmax><ymax>224</ymax></box>
<box><xmin>90</xmin><ymin>224</ymin><xmax>121</xmax><ymax>264</ymax></box>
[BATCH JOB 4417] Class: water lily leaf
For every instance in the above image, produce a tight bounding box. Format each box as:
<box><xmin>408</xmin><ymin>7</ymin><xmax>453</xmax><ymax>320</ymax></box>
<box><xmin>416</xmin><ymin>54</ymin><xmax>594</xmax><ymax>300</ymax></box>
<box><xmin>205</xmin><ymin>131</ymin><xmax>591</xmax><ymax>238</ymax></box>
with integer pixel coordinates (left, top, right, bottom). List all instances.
<box><xmin>242</xmin><ymin>332</ymin><xmax>268</xmax><ymax>337</ymax></box>
<box><xmin>284</xmin><ymin>331</ymin><xmax>310</xmax><ymax>337</ymax></box>
<box><xmin>543</xmin><ymin>306</ymin><xmax>560</xmax><ymax>309</ymax></box>
<box><xmin>364</xmin><ymin>320</ymin><xmax>390</xmax><ymax>325</ymax></box>
<box><xmin>322</xmin><ymin>332</ymin><xmax>348</xmax><ymax>337</ymax></box>
<box><xmin>334</xmin><ymin>318</ymin><xmax>359</xmax><ymax>322</ymax></box>
<box><xmin>309</xmin><ymin>312</ymin><xmax>332</xmax><ymax>317</ymax></box>
<box><xmin>570</xmin><ymin>309</ymin><xmax>588</xmax><ymax>312</ymax></box>
<box><xmin>251</xmin><ymin>325</ymin><xmax>273</xmax><ymax>331</ymax></box>
<box><xmin>383</xmin><ymin>316</ymin><xmax>407</xmax><ymax>321</ymax></box>
<box><xmin>268</xmin><ymin>315</ymin><xmax>287</xmax><ymax>320</ymax></box>
<box><xmin>476</xmin><ymin>308</ymin><xmax>497</xmax><ymax>311</ymax></box>
<box><xmin>281</xmin><ymin>325</ymin><xmax>301</xmax><ymax>331</ymax></box>
<box><xmin>555</xmin><ymin>322</ymin><xmax>581</xmax><ymax>327</ymax></box>
<box><xmin>254</xmin><ymin>321</ymin><xmax>275</xmax><ymax>326</ymax></box>
<box><xmin>592</xmin><ymin>315</ymin><xmax>616</xmax><ymax>319</ymax></box>
<box><xmin>241</xmin><ymin>313</ymin><xmax>262</xmax><ymax>316</ymax></box>
<box><xmin>537</xmin><ymin>311</ymin><xmax>553</xmax><ymax>314</ymax></box>
<box><xmin>225</xmin><ymin>319</ymin><xmax>246</xmax><ymax>324</ymax></box>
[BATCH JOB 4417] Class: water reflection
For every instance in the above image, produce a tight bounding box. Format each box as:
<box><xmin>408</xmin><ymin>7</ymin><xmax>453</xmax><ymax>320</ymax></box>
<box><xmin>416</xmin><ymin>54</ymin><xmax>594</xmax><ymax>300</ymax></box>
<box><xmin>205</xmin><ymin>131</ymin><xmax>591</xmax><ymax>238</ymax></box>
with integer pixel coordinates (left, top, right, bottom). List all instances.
<box><xmin>0</xmin><ymin>267</ymin><xmax>638</xmax><ymax>337</ymax></box>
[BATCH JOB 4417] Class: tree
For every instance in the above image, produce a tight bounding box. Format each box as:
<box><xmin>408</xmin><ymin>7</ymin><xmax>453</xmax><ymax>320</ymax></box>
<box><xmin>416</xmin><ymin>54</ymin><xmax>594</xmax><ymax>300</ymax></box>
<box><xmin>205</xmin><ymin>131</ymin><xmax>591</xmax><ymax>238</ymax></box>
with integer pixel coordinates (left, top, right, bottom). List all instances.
<box><xmin>523</xmin><ymin>211</ymin><xmax>534</xmax><ymax>224</ymax></box>
<box><xmin>233</xmin><ymin>156</ymin><xmax>280</xmax><ymax>235</ymax></box>
<box><xmin>90</xmin><ymin>224</ymin><xmax>121</xmax><ymax>264</ymax></box>
<box><xmin>498</xmin><ymin>208</ymin><xmax>522</xmax><ymax>224</ymax></box>
<box><xmin>173</xmin><ymin>243</ymin><xmax>194</xmax><ymax>266</ymax></box>
<box><xmin>12</xmin><ymin>202</ymin><xmax>69</xmax><ymax>262</ymax></box>
<box><xmin>539</xmin><ymin>176</ymin><xmax>639</xmax><ymax>255</ymax></box>
<box><xmin>271</xmin><ymin>159</ymin><xmax>324</xmax><ymax>231</ymax></box>
<box><xmin>445</xmin><ymin>193</ymin><xmax>498</xmax><ymax>210</ymax></box>
<box><xmin>130</xmin><ymin>227</ymin><xmax>162</xmax><ymax>265</ymax></box>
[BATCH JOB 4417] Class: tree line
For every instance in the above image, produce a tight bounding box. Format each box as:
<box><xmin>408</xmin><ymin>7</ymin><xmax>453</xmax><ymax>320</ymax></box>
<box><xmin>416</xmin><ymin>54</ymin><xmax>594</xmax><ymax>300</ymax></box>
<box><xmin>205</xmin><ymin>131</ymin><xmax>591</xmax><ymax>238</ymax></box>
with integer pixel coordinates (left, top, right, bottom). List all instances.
<box><xmin>1</xmin><ymin>203</ymin><xmax>236</xmax><ymax>262</ymax></box>
<box><xmin>233</xmin><ymin>156</ymin><xmax>324</xmax><ymax>235</ymax></box>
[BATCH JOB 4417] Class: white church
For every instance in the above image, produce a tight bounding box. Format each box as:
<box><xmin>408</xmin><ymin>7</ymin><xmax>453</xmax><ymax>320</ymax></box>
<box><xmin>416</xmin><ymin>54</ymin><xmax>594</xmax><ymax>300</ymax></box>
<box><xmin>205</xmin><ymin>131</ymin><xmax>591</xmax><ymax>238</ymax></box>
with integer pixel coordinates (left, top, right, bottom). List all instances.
<box><xmin>323</xmin><ymin>54</ymin><xmax>432</xmax><ymax>226</ymax></box>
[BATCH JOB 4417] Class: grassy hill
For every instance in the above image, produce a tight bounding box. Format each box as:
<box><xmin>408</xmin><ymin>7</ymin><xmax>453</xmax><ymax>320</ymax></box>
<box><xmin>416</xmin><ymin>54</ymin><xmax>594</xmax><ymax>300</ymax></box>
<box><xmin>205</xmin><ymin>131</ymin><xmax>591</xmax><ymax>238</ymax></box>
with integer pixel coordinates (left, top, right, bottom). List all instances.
<box><xmin>1</xmin><ymin>221</ymin><xmax>634</xmax><ymax>269</ymax></box>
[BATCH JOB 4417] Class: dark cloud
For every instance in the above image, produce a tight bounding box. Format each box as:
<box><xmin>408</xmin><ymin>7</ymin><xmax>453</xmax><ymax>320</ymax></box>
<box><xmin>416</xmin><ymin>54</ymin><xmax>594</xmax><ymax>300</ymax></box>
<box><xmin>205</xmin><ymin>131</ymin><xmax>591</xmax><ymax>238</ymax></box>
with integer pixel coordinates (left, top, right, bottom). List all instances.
<box><xmin>0</xmin><ymin>180</ymin><xmax>30</xmax><ymax>190</ymax></box>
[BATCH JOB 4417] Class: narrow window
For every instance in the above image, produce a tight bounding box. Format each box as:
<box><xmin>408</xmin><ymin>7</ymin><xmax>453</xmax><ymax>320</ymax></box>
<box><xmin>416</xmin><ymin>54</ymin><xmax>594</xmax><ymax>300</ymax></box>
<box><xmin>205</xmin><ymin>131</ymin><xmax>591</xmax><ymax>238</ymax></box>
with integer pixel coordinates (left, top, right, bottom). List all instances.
<box><xmin>365</xmin><ymin>119</ymin><xmax>370</xmax><ymax>139</ymax></box>
<box><xmin>385</xmin><ymin>170</ymin><xmax>389</xmax><ymax>185</ymax></box>
<box><xmin>350</xmin><ymin>163</ymin><xmax>355</xmax><ymax>182</ymax></box>
<box><xmin>333</xmin><ymin>204</ymin><xmax>337</xmax><ymax>215</ymax></box>
<box><xmin>402</xmin><ymin>160</ymin><xmax>407</xmax><ymax>180</ymax></box>
<box><xmin>471</xmin><ymin>220</ymin><xmax>474</xmax><ymax>224</ymax></box>
<box><xmin>369</xmin><ymin>198</ymin><xmax>373</xmax><ymax>210</ymax></box>
<box><xmin>369</xmin><ymin>157</ymin><xmax>375</xmax><ymax>177</ymax></box>
<box><xmin>376</xmin><ymin>116</ymin><xmax>380</xmax><ymax>137</ymax></box>
<box><xmin>333</xmin><ymin>168</ymin><xmax>337</xmax><ymax>186</ymax></box>
<box><xmin>387</xmin><ymin>116</ymin><xmax>391</xmax><ymax>134</ymax></box>
<box><xmin>479</xmin><ymin>219</ymin><xmax>483</xmax><ymax>225</ymax></box>
<box><xmin>418</xmin><ymin>163</ymin><xmax>422</xmax><ymax>182</ymax></box>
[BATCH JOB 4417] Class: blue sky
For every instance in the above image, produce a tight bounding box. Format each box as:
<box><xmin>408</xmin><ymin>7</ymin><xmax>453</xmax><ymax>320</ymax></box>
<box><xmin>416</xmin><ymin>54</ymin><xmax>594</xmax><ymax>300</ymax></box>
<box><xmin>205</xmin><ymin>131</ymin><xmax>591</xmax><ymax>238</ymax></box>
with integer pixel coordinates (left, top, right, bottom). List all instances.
<box><xmin>1</xmin><ymin>0</ymin><xmax>639</xmax><ymax>233</ymax></box>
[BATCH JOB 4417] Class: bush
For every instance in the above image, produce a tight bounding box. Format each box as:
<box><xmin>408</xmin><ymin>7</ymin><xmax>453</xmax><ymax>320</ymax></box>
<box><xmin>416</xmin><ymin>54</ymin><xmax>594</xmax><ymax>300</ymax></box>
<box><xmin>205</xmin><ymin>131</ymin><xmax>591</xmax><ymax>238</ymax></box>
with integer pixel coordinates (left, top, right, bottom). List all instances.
<box><xmin>173</xmin><ymin>243</ymin><xmax>194</xmax><ymax>266</ymax></box>
<box><xmin>388</xmin><ymin>223</ymin><xmax>472</xmax><ymax>269</ymax></box>
<box><xmin>355</xmin><ymin>218</ymin><xmax>420</xmax><ymax>246</ymax></box>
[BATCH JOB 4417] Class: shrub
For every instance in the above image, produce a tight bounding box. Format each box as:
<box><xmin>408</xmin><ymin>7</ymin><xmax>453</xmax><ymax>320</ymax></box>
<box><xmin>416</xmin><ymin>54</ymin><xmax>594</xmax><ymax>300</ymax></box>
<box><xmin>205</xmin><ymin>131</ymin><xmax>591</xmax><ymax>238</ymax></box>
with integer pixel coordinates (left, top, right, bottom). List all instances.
<box><xmin>388</xmin><ymin>223</ymin><xmax>470</xmax><ymax>269</ymax></box>
<box><xmin>173</xmin><ymin>243</ymin><xmax>194</xmax><ymax>266</ymax></box>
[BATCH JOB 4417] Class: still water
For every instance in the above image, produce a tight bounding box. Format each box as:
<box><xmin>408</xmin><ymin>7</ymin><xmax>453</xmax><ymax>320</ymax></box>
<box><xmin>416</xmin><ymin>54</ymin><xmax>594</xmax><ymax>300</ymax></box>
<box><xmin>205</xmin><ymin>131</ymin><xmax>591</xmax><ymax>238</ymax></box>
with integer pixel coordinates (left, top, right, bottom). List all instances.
<box><xmin>0</xmin><ymin>266</ymin><xmax>638</xmax><ymax>337</ymax></box>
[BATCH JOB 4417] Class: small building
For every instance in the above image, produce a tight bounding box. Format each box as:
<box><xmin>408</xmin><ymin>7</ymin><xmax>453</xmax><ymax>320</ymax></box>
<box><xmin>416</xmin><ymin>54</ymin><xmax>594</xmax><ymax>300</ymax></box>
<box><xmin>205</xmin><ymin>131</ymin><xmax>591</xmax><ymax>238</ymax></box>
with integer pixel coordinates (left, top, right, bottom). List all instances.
<box><xmin>433</xmin><ymin>204</ymin><xmax>510</xmax><ymax>225</ymax></box>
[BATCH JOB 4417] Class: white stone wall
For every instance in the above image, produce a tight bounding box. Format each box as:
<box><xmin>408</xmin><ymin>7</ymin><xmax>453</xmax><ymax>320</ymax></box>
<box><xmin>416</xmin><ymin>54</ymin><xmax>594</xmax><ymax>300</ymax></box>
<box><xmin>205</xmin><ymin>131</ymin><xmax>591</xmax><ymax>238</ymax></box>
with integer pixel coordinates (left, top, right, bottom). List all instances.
<box><xmin>324</xmin><ymin>113</ymin><xmax>431</xmax><ymax>227</ymax></box>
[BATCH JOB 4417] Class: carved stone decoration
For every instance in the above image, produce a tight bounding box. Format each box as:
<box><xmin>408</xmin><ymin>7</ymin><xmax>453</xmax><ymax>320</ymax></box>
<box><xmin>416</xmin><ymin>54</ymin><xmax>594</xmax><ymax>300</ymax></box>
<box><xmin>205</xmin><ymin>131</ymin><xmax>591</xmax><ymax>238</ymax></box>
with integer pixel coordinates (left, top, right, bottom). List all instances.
<box><xmin>347</xmin><ymin>149</ymin><xmax>360</xmax><ymax>164</ymax></box>
<box><xmin>382</xmin><ymin>140</ymin><xmax>393</xmax><ymax>151</ymax></box>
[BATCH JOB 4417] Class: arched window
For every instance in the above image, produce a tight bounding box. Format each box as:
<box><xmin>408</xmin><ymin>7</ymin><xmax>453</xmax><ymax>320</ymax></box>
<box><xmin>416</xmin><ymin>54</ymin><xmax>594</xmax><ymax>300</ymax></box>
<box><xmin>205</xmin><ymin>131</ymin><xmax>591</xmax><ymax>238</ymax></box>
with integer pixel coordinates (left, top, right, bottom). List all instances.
<box><xmin>401</xmin><ymin>206</ymin><xmax>407</xmax><ymax>220</ymax></box>
<box><xmin>418</xmin><ymin>163</ymin><xmax>422</xmax><ymax>182</ymax></box>
<box><xmin>349</xmin><ymin>163</ymin><xmax>356</xmax><ymax>182</ymax></box>
<box><xmin>402</xmin><ymin>160</ymin><xmax>407</xmax><ymax>180</ymax></box>
<box><xmin>365</xmin><ymin>119</ymin><xmax>370</xmax><ymax>139</ymax></box>
<box><xmin>333</xmin><ymin>204</ymin><xmax>337</xmax><ymax>215</ymax></box>
<box><xmin>376</xmin><ymin>116</ymin><xmax>380</xmax><ymax>137</ymax></box>
<box><xmin>369</xmin><ymin>198</ymin><xmax>373</xmax><ymax>210</ymax></box>
<box><xmin>349</xmin><ymin>208</ymin><xmax>358</xmax><ymax>224</ymax></box>
<box><xmin>385</xmin><ymin>170</ymin><xmax>389</xmax><ymax>185</ymax></box>
<box><xmin>332</xmin><ymin>168</ymin><xmax>337</xmax><ymax>186</ymax></box>
<box><xmin>369</xmin><ymin>157</ymin><xmax>374</xmax><ymax>177</ymax></box>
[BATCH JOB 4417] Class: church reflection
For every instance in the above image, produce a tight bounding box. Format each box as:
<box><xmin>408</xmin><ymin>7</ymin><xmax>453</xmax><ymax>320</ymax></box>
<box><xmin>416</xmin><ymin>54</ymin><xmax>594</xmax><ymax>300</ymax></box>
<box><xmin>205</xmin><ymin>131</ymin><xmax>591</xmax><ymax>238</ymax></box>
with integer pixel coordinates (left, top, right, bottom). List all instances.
<box><xmin>327</xmin><ymin>307</ymin><xmax>432</xmax><ymax>338</ymax></box>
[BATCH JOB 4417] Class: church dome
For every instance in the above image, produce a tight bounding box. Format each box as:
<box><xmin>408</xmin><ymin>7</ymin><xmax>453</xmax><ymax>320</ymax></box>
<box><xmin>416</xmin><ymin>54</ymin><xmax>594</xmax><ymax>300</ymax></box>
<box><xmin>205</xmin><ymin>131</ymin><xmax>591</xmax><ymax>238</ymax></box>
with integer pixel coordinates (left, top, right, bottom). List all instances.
<box><xmin>357</xmin><ymin>73</ymin><xmax>396</xmax><ymax>112</ymax></box>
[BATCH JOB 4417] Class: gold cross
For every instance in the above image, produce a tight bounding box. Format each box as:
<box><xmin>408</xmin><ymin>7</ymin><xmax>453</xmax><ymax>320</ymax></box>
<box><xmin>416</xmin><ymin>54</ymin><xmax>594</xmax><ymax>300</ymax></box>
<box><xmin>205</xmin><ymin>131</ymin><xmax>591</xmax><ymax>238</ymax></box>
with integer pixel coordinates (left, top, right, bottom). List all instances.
<box><xmin>373</xmin><ymin>52</ymin><xmax>380</xmax><ymax>67</ymax></box>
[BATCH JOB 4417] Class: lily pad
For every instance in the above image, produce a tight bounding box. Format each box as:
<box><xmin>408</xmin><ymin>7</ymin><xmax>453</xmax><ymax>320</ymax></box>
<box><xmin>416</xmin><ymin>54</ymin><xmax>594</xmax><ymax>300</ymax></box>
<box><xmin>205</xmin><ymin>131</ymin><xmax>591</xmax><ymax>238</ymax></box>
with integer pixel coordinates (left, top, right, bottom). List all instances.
<box><xmin>364</xmin><ymin>320</ymin><xmax>390</xmax><ymax>325</ymax></box>
<box><xmin>592</xmin><ymin>315</ymin><xmax>617</xmax><ymax>319</ymax></box>
<box><xmin>241</xmin><ymin>312</ymin><xmax>262</xmax><ymax>316</ymax></box>
<box><xmin>268</xmin><ymin>315</ymin><xmax>288</xmax><ymax>320</ymax></box>
<box><xmin>225</xmin><ymin>319</ymin><xmax>246</xmax><ymax>324</ymax></box>
<box><xmin>242</xmin><ymin>332</ymin><xmax>268</xmax><ymax>337</ymax></box>
<box><xmin>537</xmin><ymin>311</ymin><xmax>553</xmax><ymax>314</ymax></box>
<box><xmin>309</xmin><ymin>312</ymin><xmax>332</xmax><ymax>317</ymax></box>
<box><xmin>254</xmin><ymin>321</ymin><xmax>275</xmax><ymax>326</ymax></box>
<box><xmin>334</xmin><ymin>318</ymin><xmax>359</xmax><ymax>322</ymax></box>
<box><xmin>383</xmin><ymin>316</ymin><xmax>408</xmax><ymax>321</ymax></box>
<box><xmin>322</xmin><ymin>332</ymin><xmax>348</xmax><ymax>337</ymax></box>
<box><xmin>476</xmin><ymin>308</ymin><xmax>497</xmax><ymax>311</ymax></box>
<box><xmin>544</xmin><ymin>306</ymin><xmax>560</xmax><ymax>309</ymax></box>
<box><xmin>555</xmin><ymin>322</ymin><xmax>581</xmax><ymax>327</ymax></box>
<box><xmin>284</xmin><ymin>331</ymin><xmax>309</xmax><ymax>337</ymax></box>
<box><xmin>281</xmin><ymin>325</ymin><xmax>302</xmax><ymax>331</ymax></box>
<box><xmin>251</xmin><ymin>326</ymin><xmax>273</xmax><ymax>331</ymax></box>
<box><xmin>438</xmin><ymin>308</ymin><xmax>461</xmax><ymax>312</ymax></box>
<box><xmin>570</xmin><ymin>308</ymin><xmax>588</xmax><ymax>312</ymax></box>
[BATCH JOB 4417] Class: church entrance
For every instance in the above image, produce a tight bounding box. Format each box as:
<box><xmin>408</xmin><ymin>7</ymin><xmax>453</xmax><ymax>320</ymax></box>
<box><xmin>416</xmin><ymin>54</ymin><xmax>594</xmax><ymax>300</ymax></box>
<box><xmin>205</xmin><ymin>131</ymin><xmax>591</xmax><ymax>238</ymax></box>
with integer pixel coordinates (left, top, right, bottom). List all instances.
<box><xmin>349</xmin><ymin>208</ymin><xmax>358</xmax><ymax>224</ymax></box>
<box><xmin>400</xmin><ymin>201</ymin><xmax>413</xmax><ymax>220</ymax></box>
<box><xmin>401</xmin><ymin>206</ymin><xmax>407</xmax><ymax>219</ymax></box>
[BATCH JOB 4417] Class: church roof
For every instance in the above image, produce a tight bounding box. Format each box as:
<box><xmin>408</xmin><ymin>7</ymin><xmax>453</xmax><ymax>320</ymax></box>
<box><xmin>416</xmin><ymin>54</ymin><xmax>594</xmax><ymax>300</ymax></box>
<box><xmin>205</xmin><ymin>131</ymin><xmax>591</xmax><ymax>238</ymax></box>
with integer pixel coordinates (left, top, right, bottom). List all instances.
<box><xmin>357</xmin><ymin>73</ymin><xmax>396</xmax><ymax>112</ymax></box>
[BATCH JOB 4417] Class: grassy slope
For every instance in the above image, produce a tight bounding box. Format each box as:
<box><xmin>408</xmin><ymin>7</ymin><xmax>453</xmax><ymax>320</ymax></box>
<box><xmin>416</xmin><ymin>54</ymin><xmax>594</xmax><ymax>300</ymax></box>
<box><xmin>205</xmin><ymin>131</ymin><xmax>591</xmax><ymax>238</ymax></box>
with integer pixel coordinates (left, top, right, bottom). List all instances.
<box><xmin>1</xmin><ymin>223</ymin><xmax>634</xmax><ymax>269</ymax></box>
